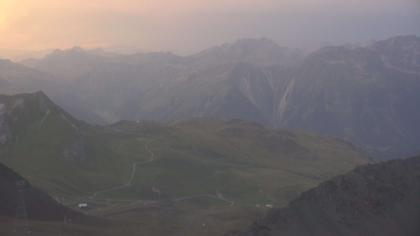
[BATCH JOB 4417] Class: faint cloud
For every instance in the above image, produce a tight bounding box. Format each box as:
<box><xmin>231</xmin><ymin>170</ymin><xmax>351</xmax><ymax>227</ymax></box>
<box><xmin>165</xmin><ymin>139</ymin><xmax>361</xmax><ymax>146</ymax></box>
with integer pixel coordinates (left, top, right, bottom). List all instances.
<box><xmin>0</xmin><ymin>0</ymin><xmax>418</xmax><ymax>53</ymax></box>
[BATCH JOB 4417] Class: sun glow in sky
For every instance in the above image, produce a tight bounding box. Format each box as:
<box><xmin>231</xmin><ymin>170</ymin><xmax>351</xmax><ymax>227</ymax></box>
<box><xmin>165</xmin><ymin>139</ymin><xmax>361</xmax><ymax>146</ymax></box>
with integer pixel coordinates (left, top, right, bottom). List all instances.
<box><xmin>0</xmin><ymin>0</ymin><xmax>419</xmax><ymax>56</ymax></box>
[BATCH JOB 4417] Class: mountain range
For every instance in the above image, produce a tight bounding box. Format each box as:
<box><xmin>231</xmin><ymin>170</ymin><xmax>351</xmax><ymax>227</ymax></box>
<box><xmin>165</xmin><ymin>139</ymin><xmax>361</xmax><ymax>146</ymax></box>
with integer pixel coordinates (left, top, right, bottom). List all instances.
<box><xmin>0</xmin><ymin>33</ymin><xmax>418</xmax><ymax>236</ymax></box>
<box><xmin>1</xmin><ymin>35</ymin><xmax>419</xmax><ymax>159</ymax></box>
<box><xmin>0</xmin><ymin>90</ymin><xmax>419</xmax><ymax>236</ymax></box>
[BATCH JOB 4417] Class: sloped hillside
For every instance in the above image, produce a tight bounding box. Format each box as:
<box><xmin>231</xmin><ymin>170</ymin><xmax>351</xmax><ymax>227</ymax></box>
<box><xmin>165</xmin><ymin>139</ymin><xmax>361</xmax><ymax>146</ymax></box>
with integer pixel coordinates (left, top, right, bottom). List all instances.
<box><xmin>0</xmin><ymin>92</ymin><xmax>369</xmax><ymax>236</ymax></box>
<box><xmin>276</xmin><ymin>35</ymin><xmax>420</xmax><ymax>158</ymax></box>
<box><xmin>236</xmin><ymin>155</ymin><xmax>420</xmax><ymax>236</ymax></box>
<box><xmin>0</xmin><ymin>162</ymin><xmax>77</xmax><ymax>220</ymax></box>
<box><xmin>0</xmin><ymin>92</ymin><xmax>368</xmax><ymax>204</ymax></box>
<box><xmin>0</xmin><ymin>92</ymin><xmax>129</xmax><ymax>197</ymax></box>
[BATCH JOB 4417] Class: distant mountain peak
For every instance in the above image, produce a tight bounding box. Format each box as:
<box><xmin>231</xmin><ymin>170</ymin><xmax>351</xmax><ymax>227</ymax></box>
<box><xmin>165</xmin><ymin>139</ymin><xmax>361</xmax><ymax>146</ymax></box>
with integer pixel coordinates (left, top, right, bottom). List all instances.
<box><xmin>0</xmin><ymin>92</ymin><xmax>81</xmax><ymax>132</ymax></box>
<box><xmin>371</xmin><ymin>35</ymin><xmax>420</xmax><ymax>74</ymax></box>
<box><xmin>378</xmin><ymin>34</ymin><xmax>420</xmax><ymax>43</ymax></box>
<box><xmin>227</xmin><ymin>38</ymin><xmax>281</xmax><ymax>49</ymax></box>
<box><xmin>47</xmin><ymin>47</ymin><xmax>92</xmax><ymax>58</ymax></box>
<box><xmin>0</xmin><ymin>58</ymin><xmax>13</xmax><ymax>65</ymax></box>
<box><xmin>192</xmin><ymin>38</ymin><xmax>303</xmax><ymax>67</ymax></box>
<box><xmin>197</xmin><ymin>38</ymin><xmax>282</xmax><ymax>56</ymax></box>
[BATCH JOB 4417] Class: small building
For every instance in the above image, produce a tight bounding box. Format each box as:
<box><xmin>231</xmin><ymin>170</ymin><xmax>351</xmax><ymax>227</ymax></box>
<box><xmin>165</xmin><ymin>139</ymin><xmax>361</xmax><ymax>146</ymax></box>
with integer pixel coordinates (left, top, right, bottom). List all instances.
<box><xmin>78</xmin><ymin>203</ymin><xmax>88</xmax><ymax>209</ymax></box>
<box><xmin>265</xmin><ymin>204</ymin><xmax>274</xmax><ymax>208</ymax></box>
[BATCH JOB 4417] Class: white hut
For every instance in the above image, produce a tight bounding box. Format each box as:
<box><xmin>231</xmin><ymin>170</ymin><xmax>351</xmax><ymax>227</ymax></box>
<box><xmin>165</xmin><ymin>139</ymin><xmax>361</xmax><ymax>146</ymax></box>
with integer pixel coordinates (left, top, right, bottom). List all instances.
<box><xmin>78</xmin><ymin>203</ymin><xmax>88</xmax><ymax>209</ymax></box>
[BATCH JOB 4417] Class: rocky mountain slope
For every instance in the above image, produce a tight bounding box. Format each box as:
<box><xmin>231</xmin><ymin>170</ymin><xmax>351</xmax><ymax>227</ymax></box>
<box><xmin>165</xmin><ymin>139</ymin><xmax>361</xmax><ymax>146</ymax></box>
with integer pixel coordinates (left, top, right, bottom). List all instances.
<box><xmin>134</xmin><ymin>35</ymin><xmax>420</xmax><ymax>159</ymax></box>
<box><xmin>234</xmin><ymin>155</ymin><xmax>420</xmax><ymax>236</ymax></box>
<box><xmin>132</xmin><ymin>35</ymin><xmax>420</xmax><ymax>158</ymax></box>
<box><xmin>0</xmin><ymin>59</ymin><xmax>53</xmax><ymax>95</ymax></box>
<box><xmin>4</xmin><ymin>35</ymin><xmax>419</xmax><ymax>158</ymax></box>
<box><xmin>19</xmin><ymin>38</ymin><xmax>303</xmax><ymax>124</ymax></box>
<box><xmin>274</xmin><ymin>35</ymin><xmax>420</xmax><ymax>158</ymax></box>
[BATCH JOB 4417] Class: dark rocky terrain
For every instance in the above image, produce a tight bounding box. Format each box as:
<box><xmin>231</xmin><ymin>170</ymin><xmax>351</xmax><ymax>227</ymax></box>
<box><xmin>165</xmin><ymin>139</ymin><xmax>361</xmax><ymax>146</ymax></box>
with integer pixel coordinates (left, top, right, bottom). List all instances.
<box><xmin>234</xmin><ymin>155</ymin><xmax>420</xmax><ymax>236</ymax></box>
<box><xmin>0</xmin><ymin>162</ymin><xmax>77</xmax><ymax>220</ymax></box>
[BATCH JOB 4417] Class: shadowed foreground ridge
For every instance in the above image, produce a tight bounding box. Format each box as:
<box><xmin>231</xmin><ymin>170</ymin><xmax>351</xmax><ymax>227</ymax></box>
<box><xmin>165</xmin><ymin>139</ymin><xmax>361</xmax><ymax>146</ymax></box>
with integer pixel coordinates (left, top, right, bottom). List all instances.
<box><xmin>235</xmin><ymin>155</ymin><xmax>420</xmax><ymax>236</ymax></box>
<box><xmin>0</xmin><ymin>162</ymin><xmax>78</xmax><ymax>221</ymax></box>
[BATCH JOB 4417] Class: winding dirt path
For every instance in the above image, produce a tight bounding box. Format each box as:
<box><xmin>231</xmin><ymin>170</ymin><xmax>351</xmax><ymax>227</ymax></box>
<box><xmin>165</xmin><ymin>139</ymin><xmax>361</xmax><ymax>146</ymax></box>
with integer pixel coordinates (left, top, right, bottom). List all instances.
<box><xmin>89</xmin><ymin>139</ymin><xmax>158</xmax><ymax>200</ymax></box>
<box><xmin>174</xmin><ymin>192</ymin><xmax>235</xmax><ymax>206</ymax></box>
<box><xmin>88</xmin><ymin>137</ymin><xmax>235</xmax><ymax>207</ymax></box>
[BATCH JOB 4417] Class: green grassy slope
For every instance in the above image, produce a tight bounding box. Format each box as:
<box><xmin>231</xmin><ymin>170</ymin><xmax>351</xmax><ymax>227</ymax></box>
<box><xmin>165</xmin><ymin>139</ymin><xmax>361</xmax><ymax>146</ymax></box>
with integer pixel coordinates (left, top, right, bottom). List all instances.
<box><xmin>0</xmin><ymin>92</ymin><xmax>368</xmax><ymax>236</ymax></box>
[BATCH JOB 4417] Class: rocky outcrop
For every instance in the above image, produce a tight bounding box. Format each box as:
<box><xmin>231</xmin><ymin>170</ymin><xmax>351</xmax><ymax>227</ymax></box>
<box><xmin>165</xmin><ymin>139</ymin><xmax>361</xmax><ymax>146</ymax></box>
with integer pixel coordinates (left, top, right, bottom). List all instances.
<box><xmin>237</xmin><ymin>155</ymin><xmax>420</xmax><ymax>236</ymax></box>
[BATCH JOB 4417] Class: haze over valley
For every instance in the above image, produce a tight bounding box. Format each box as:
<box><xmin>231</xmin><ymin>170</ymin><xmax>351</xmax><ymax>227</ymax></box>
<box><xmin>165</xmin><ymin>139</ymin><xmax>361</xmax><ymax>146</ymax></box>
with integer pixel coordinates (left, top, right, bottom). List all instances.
<box><xmin>0</xmin><ymin>1</ymin><xmax>419</xmax><ymax>236</ymax></box>
<box><xmin>1</xmin><ymin>35</ymin><xmax>419</xmax><ymax>159</ymax></box>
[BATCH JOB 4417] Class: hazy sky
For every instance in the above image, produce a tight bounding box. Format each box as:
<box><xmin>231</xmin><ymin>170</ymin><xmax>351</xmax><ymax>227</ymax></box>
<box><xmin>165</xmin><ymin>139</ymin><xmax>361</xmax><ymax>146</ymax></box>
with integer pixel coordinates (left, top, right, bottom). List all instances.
<box><xmin>0</xmin><ymin>0</ymin><xmax>419</xmax><ymax>55</ymax></box>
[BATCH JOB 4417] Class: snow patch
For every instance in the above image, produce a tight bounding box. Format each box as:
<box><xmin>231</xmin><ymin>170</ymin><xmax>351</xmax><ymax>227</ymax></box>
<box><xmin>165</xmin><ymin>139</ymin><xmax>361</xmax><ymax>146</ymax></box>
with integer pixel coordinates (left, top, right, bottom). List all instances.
<box><xmin>39</xmin><ymin>109</ymin><xmax>51</xmax><ymax>127</ymax></box>
<box><xmin>277</xmin><ymin>77</ymin><xmax>295</xmax><ymax>121</ymax></box>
